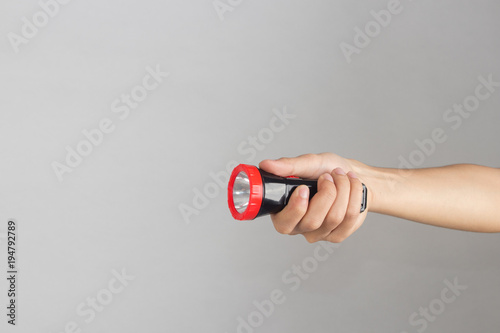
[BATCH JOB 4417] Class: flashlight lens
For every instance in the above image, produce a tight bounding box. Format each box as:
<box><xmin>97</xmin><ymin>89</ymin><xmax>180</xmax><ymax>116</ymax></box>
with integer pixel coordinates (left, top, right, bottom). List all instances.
<box><xmin>233</xmin><ymin>171</ymin><xmax>251</xmax><ymax>213</ymax></box>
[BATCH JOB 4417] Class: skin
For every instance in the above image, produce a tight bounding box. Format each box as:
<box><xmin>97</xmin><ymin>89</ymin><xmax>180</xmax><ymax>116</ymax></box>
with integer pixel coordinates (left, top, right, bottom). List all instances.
<box><xmin>258</xmin><ymin>153</ymin><xmax>500</xmax><ymax>243</ymax></box>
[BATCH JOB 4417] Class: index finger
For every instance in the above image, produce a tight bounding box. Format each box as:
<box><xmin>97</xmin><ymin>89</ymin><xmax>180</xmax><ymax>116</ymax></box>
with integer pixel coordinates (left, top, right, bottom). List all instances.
<box><xmin>259</xmin><ymin>154</ymin><xmax>329</xmax><ymax>179</ymax></box>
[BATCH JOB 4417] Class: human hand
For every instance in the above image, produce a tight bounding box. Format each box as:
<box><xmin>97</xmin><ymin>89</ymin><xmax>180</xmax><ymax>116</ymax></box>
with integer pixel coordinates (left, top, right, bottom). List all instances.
<box><xmin>259</xmin><ymin>153</ymin><xmax>369</xmax><ymax>243</ymax></box>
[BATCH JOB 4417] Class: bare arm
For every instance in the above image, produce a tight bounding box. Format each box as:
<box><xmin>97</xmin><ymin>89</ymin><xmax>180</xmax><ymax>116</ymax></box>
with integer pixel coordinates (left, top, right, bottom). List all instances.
<box><xmin>351</xmin><ymin>161</ymin><xmax>500</xmax><ymax>232</ymax></box>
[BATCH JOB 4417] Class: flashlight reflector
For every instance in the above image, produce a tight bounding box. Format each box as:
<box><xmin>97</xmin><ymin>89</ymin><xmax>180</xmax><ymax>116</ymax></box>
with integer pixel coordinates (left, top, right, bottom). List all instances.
<box><xmin>233</xmin><ymin>171</ymin><xmax>250</xmax><ymax>213</ymax></box>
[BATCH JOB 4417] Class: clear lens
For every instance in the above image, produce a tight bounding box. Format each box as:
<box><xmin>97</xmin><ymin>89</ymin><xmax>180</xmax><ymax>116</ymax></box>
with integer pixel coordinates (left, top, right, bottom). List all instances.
<box><xmin>233</xmin><ymin>171</ymin><xmax>250</xmax><ymax>213</ymax></box>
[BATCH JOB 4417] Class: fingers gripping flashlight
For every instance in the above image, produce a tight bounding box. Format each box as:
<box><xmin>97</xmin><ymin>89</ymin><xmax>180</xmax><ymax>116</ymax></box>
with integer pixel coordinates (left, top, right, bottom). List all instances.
<box><xmin>227</xmin><ymin>164</ymin><xmax>367</xmax><ymax>220</ymax></box>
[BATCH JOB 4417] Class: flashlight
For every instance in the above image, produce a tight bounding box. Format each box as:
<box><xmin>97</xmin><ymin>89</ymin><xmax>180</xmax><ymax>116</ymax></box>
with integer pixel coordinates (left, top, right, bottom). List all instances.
<box><xmin>227</xmin><ymin>164</ymin><xmax>367</xmax><ymax>220</ymax></box>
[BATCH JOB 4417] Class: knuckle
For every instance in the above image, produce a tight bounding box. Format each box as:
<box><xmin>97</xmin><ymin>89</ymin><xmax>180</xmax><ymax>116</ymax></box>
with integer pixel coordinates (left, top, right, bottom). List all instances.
<box><xmin>304</xmin><ymin>235</ymin><xmax>319</xmax><ymax>243</ymax></box>
<box><xmin>298</xmin><ymin>224</ymin><xmax>314</xmax><ymax>233</ymax></box>
<box><xmin>328</xmin><ymin>234</ymin><xmax>347</xmax><ymax>243</ymax></box>
<box><xmin>345</xmin><ymin>206</ymin><xmax>359</xmax><ymax>220</ymax></box>
<box><xmin>325</xmin><ymin>212</ymin><xmax>343</xmax><ymax>229</ymax></box>
<box><xmin>274</xmin><ymin>223</ymin><xmax>293</xmax><ymax>235</ymax></box>
<box><xmin>290</xmin><ymin>202</ymin><xmax>307</xmax><ymax>216</ymax></box>
<box><xmin>299</xmin><ymin>218</ymin><xmax>322</xmax><ymax>232</ymax></box>
<box><xmin>334</xmin><ymin>174</ymin><xmax>350</xmax><ymax>185</ymax></box>
<box><xmin>320</xmin><ymin>152</ymin><xmax>335</xmax><ymax>164</ymax></box>
<box><xmin>303</xmin><ymin>153</ymin><xmax>316</xmax><ymax>160</ymax></box>
<box><xmin>309</xmin><ymin>217</ymin><xmax>324</xmax><ymax>230</ymax></box>
<box><xmin>304</xmin><ymin>153</ymin><xmax>320</xmax><ymax>164</ymax></box>
<box><xmin>277</xmin><ymin>157</ymin><xmax>291</xmax><ymax>165</ymax></box>
<box><xmin>332</xmin><ymin>177</ymin><xmax>350</xmax><ymax>193</ymax></box>
<box><xmin>350</xmin><ymin>177</ymin><xmax>362</xmax><ymax>189</ymax></box>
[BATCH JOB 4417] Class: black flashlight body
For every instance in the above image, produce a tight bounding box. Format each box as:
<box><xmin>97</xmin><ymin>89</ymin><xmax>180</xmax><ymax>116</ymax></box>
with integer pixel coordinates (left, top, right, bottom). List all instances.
<box><xmin>258</xmin><ymin>170</ymin><xmax>318</xmax><ymax>216</ymax></box>
<box><xmin>257</xmin><ymin>169</ymin><xmax>367</xmax><ymax>217</ymax></box>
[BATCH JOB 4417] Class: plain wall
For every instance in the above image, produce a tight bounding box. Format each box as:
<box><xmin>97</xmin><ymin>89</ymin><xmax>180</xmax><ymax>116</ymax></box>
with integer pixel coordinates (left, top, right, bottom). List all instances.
<box><xmin>0</xmin><ymin>0</ymin><xmax>499</xmax><ymax>332</ymax></box>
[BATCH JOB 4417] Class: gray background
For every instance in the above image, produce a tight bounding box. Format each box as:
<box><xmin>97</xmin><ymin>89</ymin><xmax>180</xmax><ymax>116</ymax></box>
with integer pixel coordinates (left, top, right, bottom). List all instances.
<box><xmin>1</xmin><ymin>0</ymin><xmax>499</xmax><ymax>332</ymax></box>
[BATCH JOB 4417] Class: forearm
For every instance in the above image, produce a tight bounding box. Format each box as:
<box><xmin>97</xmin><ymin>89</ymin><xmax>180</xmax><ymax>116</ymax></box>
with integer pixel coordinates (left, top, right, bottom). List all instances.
<box><xmin>350</xmin><ymin>161</ymin><xmax>500</xmax><ymax>232</ymax></box>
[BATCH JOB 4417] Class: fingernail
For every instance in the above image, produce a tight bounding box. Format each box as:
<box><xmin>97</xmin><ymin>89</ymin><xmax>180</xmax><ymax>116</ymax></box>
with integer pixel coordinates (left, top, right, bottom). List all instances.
<box><xmin>347</xmin><ymin>171</ymin><xmax>358</xmax><ymax>179</ymax></box>
<box><xmin>334</xmin><ymin>167</ymin><xmax>346</xmax><ymax>175</ymax></box>
<box><xmin>298</xmin><ymin>186</ymin><xmax>309</xmax><ymax>199</ymax></box>
<box><xmin>321</xmin><ymin>173</ymin><xmax>333</xmax><ymax>182</ymax></box>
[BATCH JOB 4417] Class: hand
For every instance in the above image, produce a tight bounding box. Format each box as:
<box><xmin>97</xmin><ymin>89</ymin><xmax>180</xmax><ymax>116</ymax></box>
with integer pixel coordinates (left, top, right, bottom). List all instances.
<box><xmin>259</xmin><ymin>153</ymin><xmax>369</xmax><ymax>243</ymax></box>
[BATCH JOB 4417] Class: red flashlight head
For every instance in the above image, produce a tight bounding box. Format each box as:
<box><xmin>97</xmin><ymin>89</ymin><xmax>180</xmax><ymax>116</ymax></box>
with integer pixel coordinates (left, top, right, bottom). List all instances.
<box><xmin>227</xmin><ymin>164</ymin><xmax>263</xmax><ymax>220</ymax></box>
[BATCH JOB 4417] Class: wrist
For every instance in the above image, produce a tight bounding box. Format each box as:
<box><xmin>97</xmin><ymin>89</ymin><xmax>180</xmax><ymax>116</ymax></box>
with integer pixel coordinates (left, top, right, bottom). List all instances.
<box><xmin>347</xmin><ymin>159</ymin><xmax>400</xmax><ymax>215</ymax></box>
